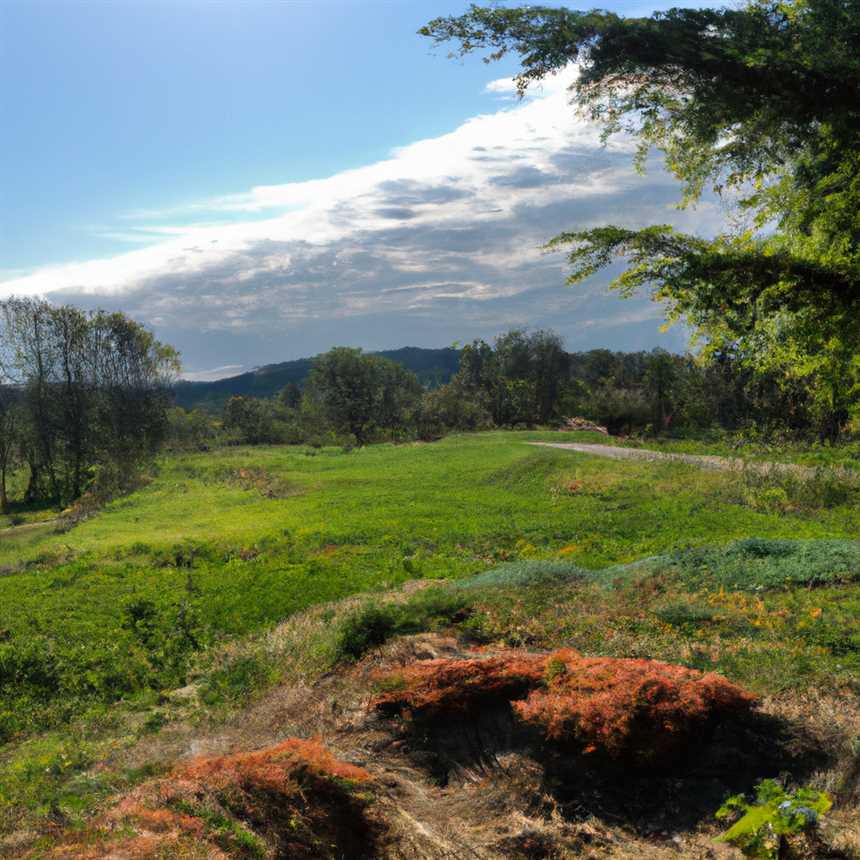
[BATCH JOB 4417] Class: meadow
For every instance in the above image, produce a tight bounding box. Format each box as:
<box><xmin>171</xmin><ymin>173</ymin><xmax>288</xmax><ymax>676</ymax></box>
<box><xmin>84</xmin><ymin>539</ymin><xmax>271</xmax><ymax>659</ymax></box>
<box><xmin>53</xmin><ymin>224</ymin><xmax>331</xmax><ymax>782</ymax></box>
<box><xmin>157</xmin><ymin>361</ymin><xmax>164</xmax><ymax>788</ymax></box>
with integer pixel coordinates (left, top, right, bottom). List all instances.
<box><xmin>2</xmin><ymin>430</ymin><xmax>860</xmax><ymax>846</ymax></box>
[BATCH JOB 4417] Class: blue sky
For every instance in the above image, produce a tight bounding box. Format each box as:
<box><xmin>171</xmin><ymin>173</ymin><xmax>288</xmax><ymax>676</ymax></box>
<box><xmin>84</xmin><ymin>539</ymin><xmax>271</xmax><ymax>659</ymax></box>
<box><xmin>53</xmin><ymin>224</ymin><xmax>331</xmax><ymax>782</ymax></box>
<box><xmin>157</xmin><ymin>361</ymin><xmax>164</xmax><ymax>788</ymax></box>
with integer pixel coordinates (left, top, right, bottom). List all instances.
<box><xmin>1</xmin><ymin>0</ymin><xmax>715</xmax><ymax>378</ymax></box>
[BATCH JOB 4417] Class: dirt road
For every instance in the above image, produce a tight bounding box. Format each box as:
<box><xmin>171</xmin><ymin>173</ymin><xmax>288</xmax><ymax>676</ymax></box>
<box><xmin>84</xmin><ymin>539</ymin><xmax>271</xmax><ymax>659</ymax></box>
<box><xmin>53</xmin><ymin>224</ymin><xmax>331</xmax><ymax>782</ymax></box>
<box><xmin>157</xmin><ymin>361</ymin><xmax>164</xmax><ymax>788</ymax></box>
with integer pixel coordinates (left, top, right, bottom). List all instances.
<box><xmin>528</xmin><ymin>441</ymin><xmax>823</xmax><ymax>477</ymax></box>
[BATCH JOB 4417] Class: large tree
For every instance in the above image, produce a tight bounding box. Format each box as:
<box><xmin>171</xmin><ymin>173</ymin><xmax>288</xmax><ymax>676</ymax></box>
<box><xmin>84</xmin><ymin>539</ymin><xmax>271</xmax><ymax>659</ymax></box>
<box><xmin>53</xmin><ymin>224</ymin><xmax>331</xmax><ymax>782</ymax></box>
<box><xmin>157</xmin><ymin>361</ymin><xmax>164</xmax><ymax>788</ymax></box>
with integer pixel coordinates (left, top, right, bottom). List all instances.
<box><xmin>422</xmin><ymin>0</ymin><xmax>860</xmax><ymax>437</ymax></box>
<box><xmin>306</xmin><ymin>347</ymin><xmax>423</xmax><ymax>444</ymax></box>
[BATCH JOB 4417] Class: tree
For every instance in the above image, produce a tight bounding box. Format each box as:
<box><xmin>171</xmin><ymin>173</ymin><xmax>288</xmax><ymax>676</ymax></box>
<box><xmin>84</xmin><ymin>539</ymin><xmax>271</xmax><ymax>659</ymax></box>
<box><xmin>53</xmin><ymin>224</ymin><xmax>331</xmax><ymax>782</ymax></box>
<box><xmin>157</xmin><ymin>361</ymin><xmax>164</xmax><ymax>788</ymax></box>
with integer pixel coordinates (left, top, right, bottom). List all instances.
<box><xmin>0</xmin><ymin>298</ymin><xmax>179</xmax><ymax>505</ymax></box>
<box><xmin>422</xmin><ymin>0</ymin><xmax>860</xmax><ymax>438</ymax></box>
<box><xmin>223</xmin><ymin>396</ymin><xmax>274</xmax><ymax>444</ymax></box>
<box><xmin>452</xmin><ymin>330</ymin><xmax>568</xmax><ymax>426</ymax></box>
<box><xmin>0</xmin><ymin>391</ymin><xmax>21</xmax><ymax>514</ymax></box>
<box><xmin>643</xmin><ymin>349</ymin><xmax>679</xmax><ymax>433</ymax></box>
<box><xmin>278</xmin><ymin>382</ymin><xmax>302</xmax><ymax>411</ymax></box>
<box><xmin>306</xmin><ymin>348</ymin><xmax>423</xmax><ymax>444</ymax></box>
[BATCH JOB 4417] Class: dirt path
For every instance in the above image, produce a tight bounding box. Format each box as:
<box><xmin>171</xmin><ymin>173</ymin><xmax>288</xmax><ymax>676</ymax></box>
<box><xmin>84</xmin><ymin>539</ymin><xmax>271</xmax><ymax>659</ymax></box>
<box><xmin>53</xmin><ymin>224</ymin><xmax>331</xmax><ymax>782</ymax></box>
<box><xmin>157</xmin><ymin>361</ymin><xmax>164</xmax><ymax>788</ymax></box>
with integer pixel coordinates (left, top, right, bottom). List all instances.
<box><xmin>0</xmin><ymin>518</ymin><xmax>59</xmax><ymax>539</ymax></box>
<box><xmin>528</xmin><ymin>441</ymin><xmax>821</xmax><ymax>477</ymax></box>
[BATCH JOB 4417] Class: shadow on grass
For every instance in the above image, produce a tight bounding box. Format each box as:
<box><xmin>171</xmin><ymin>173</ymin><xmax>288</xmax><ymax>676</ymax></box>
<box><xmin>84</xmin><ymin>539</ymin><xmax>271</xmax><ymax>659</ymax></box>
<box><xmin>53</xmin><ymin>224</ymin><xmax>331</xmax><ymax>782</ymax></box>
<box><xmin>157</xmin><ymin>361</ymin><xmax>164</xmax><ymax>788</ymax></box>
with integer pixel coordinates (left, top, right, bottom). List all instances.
<box><xmin>379</xmin><ymin>703</ymin><xmax>828</xmax><ymax>837</ymax></box>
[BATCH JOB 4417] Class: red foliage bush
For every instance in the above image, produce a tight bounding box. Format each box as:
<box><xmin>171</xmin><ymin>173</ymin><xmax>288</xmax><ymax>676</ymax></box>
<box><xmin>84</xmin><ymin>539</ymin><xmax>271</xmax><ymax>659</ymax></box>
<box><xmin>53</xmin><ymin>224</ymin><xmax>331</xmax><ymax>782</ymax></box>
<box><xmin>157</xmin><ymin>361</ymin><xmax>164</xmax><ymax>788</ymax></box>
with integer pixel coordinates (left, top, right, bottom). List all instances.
<box><xmin>515</xmin><ymin>650</ymin><xmax>756</xmax><ymax>765</ymax></box>
<box><xmin>374</xmin><ymin>649</ymin><xmax>756</xmax><ymax>767</ymax></box>
<box><xmin>373</xmin><ymin>652</ymin><xmax>546</xmax><ymax>717</ymax></box>
<box><xmin>40</xmin><ymin>738</ymin><xmax>376</xmax><ymax>860</ymax></box>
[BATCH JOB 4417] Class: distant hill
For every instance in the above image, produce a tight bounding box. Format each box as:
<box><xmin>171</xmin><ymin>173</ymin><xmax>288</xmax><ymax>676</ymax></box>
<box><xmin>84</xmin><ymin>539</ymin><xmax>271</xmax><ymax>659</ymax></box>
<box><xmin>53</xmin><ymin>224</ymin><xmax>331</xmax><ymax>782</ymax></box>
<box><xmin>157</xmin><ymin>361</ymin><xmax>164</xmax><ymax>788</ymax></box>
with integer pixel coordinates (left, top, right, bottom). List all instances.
<box><xmin>174</xmin><ymin>346</ymin><xmax>462</xmax><ymax>412</ymax></box>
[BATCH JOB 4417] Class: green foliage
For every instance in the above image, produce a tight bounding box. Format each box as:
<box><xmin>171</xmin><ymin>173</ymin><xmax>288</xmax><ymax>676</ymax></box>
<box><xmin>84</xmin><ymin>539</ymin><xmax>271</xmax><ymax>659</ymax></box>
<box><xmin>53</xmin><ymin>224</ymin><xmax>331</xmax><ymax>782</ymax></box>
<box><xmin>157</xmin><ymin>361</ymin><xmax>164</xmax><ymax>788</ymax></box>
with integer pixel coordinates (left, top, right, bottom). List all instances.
<box><xmin>198</xmin><ymin>652</ymin><xmax>280</xmax><ymax>709</ymax></box>
<box><xmin>333</xmin><ymin>589</ymin><xmax>471</xmax><ymax>662</ymax></box>
<box><xmin>716</xmin><ymin>780</ymin><xmax>832</xmax><ymax>859</ymax></box>
<box><xmin>656</xmin><ymin>538</ymin><xmax>860</xmax><ymax>592</ymax></box>
<box><xmin>457</xmin><ymin>559</ymin><xmax>593</xmax><ymax>591</ymax></box>
<box><xmin>162</xmin><ymin>336</ymin><xmax>860</xmax><ymax>450</ymax></box>
<box><xmin>0</xmin><ymin>298</ymin><xmax>178</xmax><ymax>506</ymax></box>
<box><xmin>729</xmin><ymin>463</ymin><xmax>857</xmax><ymax>513</ymax></box>
<box><xmin>422</xmin><ymin>1</ymin><xmax>860</xmax><ymax>439</ymax></box>
<box><xmin>306</xmin><ymin>347</ymin><xmax>423</xmax><ymax>444</ymax></box>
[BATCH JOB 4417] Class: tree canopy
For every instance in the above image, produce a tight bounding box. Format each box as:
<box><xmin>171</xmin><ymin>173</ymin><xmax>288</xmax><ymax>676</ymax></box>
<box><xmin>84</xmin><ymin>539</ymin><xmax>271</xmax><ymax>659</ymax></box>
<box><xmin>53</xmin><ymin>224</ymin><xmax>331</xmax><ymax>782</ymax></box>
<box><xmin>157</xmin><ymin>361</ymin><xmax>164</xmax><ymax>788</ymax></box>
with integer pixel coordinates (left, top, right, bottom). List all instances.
<box><xmin>421</xmin><ymin>0</ymin><xmax>860</xmax><ymax>436</ymax></box>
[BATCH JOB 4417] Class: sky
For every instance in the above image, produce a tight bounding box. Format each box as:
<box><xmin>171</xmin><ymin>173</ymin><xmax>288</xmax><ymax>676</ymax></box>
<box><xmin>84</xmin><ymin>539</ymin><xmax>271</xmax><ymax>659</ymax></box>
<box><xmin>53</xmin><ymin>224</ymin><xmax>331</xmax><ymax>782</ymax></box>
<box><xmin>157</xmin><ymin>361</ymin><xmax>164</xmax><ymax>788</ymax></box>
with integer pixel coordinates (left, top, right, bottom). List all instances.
<box><xmin>0</xmin><ymin>0</ymin><xmax>720</xmax><ymax>380</ymax></box>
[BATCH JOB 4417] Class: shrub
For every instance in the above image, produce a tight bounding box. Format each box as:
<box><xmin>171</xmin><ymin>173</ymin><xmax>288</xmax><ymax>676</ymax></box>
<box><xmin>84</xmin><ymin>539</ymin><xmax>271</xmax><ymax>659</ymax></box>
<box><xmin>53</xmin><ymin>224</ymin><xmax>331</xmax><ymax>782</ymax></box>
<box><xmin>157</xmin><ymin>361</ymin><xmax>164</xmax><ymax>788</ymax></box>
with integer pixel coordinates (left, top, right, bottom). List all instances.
<box><xmin>662</xmin><ymin>538</ymin><xmax>860</xmax><ymax>592</ymax></box>
<box><xmin>513</xmin><ymin>650</ymin><xmax>756</xmax><ymax>766</ymax></box>
<box><xmin>335</xmin><ymin>606</ymin><xmax>400</xmax><ymax>662</ymax></box>
<box><xmin>40</xmin><ymin>738</ymin><xmax>377</xmax><ymax>860</ymax></box>
<box><xmin>457</xmin><ymin>559</ymin><xmax>593</xmax><ymax>591</ymax></box>
<box><xmin>716</xmin><ymin>779</ymin><xmax>832</xmax><ymax>859</ymax></box>
<box><xmin>374</xmin><ymin>649</ymin><xmax>755</xmax><ymax>766</ymax></box>
<box><xmin>333</xmin><ymin>590</ymin><xmax>472</xmax><ymax>663</ymax></box>
<box><xmin>729</xmin><ymin>463</ymin><xmax>857</xmax><ymax>513</ymax></box>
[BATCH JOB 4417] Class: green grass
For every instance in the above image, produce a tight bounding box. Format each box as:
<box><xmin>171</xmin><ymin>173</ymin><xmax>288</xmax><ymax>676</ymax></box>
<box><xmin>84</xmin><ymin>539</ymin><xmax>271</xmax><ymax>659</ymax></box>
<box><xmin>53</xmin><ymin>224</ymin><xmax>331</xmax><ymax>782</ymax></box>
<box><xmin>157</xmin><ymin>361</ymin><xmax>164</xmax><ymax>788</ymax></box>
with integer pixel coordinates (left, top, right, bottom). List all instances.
<box><xmin>2</xmin><ymin>432</ymin><xmax>859</xmax><ymax>735</ymax></box>
<box><xmin>2</xmin><ymin>430</ymin><xmax>860</xmax><ymax>836</ymax></box>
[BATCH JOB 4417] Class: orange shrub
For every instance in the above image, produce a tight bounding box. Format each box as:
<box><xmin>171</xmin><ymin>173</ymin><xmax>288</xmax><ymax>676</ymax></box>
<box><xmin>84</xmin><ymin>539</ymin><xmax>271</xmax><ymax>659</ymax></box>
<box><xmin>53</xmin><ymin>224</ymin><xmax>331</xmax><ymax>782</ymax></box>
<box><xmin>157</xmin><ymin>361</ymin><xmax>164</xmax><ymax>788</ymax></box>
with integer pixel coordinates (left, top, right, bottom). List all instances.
<box><xmin>373</xmin><ymin>652</ymin><xmax>546</xmax><ymax>717</ymax></box>
<box><xmin>40</xmin><ymin>738</ymin><xmax>375</xmax><ymax>859</ymax></box>
<box><xmin>374</xmin><ymin>649</ymin><xmax>756</xmax><ymax>767</ymax></box>
<box><xmin>514</xmin><ymin>649</ymin><xmax>756</xmax><ymax>765</ymax></box>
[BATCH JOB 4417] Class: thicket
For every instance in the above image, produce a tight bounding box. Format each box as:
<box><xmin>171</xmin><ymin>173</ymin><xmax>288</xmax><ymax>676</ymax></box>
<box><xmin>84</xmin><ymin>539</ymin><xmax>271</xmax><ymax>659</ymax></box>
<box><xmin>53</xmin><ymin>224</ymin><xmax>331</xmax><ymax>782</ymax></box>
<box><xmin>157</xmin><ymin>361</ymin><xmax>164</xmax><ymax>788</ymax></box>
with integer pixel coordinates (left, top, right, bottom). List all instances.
<box><xmin>170</xmin><ymin>329</ymin><xmax>857</xmax><ymax>451</ymax></box>
<box><xmin>0</xmin><ymin>298</ymin><xmax>178</xmax><ymax>511</ymax></box>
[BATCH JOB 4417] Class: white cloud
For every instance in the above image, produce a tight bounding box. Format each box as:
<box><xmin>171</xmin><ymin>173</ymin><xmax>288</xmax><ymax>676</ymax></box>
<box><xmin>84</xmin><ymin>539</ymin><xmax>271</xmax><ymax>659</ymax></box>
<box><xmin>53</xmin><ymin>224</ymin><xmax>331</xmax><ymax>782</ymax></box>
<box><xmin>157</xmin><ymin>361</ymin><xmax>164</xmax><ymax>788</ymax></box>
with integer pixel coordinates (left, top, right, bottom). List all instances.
<box><xmin>182</xmin><ymin>364</ymin><xmax>246</xmax><ymax>382</ymax></box>
<box><xmin>1</xmin><ymin>64</ymin><xmax>721</xmax><ymax>367</ymax></box>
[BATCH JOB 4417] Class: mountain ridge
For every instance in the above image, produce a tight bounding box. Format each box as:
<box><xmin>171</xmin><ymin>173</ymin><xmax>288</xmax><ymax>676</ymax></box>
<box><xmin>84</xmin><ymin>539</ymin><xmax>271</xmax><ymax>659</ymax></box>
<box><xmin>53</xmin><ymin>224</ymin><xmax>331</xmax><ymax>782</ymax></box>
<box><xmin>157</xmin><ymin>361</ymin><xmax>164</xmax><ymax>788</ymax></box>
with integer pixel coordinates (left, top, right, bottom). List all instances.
<box><xmin>174</xmin><ymin>346</ymin><xmax>462</xmax><ymax>412</ymax></box>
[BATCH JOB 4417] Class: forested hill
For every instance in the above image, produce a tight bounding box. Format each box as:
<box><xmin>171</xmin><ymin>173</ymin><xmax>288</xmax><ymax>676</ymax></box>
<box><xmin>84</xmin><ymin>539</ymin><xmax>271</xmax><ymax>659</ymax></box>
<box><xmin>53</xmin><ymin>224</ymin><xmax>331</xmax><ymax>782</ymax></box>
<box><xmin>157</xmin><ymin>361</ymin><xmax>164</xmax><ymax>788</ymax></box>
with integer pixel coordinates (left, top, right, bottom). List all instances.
<box><xmin>174</xmin><ymin>346</ymin><xmax>462</xmax><ymax>412</ymax></box>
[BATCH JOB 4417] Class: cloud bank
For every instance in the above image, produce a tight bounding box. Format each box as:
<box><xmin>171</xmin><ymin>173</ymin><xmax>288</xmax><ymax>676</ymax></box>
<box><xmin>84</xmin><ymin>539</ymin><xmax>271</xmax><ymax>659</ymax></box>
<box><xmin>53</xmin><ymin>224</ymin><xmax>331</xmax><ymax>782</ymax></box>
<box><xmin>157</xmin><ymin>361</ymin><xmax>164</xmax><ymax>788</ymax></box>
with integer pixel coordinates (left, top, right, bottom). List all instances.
<box><xmin>1</xmin><ymin>69</ymin><xmax>722</xmax><ymax>377</ymax></box>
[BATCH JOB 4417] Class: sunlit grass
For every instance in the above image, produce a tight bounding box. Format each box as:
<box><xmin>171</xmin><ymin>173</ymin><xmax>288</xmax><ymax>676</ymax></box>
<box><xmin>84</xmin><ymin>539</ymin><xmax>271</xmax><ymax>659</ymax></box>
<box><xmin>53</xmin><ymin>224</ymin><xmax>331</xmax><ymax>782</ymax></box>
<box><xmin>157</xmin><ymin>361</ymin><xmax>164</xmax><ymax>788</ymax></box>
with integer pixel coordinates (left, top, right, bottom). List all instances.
<box><xmin>1</xmin><ymin>431</ymin><xmax>859</xmax><ymax>835</ymax></box>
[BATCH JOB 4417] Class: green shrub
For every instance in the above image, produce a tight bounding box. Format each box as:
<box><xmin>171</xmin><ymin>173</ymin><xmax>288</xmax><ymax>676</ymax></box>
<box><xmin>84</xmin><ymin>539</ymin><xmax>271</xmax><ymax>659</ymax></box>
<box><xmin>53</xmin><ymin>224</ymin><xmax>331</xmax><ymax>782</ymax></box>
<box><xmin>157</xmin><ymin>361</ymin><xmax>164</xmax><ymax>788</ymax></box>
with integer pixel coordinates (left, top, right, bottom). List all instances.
<box><xmin>657</xmin><ymin>538</ymin><xmax>860</xmax><ymax>592</ymax></box>
<box><xmin>716</xmin><ymin>779</ymin><xmax>831</xmax><ymax>859</ymax></box>
<box><xmin>458</xmin><ymin>559</ymin><xmax>593</xmax><ymax>590</ymax></box>
<box><xmin>729</xmin><ymin>463</ymin><xmax>857</xmax><ymax>513</ymax></box>
<box><xmin>198</xmin><ymin>653</ymin><xmax>279</xmax><ymax>708</ymax></box>
<box><xmin>333</xmin><ymin>589</ymin><xmax>471</xmax><ymax>663</ymax></box>
<box><xmin>335</xmin><ymin>606</ymin><xmax>400</xmax><ymax>662</ymax></box>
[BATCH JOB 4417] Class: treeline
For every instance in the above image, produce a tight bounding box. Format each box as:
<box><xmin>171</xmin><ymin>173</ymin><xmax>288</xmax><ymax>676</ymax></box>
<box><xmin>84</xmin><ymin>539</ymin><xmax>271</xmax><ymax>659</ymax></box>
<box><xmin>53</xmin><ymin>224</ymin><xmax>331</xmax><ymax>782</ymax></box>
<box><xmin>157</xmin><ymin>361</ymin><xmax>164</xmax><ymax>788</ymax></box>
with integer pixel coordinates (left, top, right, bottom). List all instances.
<box><xmin>0</xmin><ymin>298</ymin><xmax>178</xmax><ymax>511</ymax></box>
<box><xmin>169</xmin><ymin>329</ymin><xmax>855</xmax><ymax>450</ymax></box>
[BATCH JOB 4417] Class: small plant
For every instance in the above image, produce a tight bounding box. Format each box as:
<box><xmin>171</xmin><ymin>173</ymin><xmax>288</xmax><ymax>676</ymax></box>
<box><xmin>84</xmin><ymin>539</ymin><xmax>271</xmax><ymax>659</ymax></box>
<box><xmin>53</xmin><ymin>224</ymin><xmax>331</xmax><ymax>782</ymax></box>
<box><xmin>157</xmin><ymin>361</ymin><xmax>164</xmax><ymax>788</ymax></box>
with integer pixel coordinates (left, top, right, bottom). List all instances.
<box><xmin>333</xmin><ymin>590</ymin><xmax>472</xmax><ymax>663</ymax></box>
<box><xmin>716</xmin><ymin>779</ymin><xmax>831</xmax><ymax>859</ymax></box>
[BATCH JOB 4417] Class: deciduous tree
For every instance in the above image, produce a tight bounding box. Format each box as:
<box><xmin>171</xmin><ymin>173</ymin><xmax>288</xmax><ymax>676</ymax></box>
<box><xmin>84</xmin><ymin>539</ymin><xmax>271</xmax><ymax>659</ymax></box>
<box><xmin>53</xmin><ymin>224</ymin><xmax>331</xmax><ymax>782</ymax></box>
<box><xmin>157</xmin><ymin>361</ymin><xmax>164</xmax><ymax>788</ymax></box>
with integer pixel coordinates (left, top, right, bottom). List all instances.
<box><xmin>422</xmin><ymin>0</ymin><xmax>860</xmax><ymax>437</ymax></box>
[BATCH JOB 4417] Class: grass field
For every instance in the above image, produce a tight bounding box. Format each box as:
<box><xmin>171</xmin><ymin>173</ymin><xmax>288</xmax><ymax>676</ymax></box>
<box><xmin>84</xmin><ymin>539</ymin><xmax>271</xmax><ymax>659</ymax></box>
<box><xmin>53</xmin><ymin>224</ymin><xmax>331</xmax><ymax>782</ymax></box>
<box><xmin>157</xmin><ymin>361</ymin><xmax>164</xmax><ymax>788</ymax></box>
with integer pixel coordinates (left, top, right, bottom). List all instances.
<box><xmin>2</xmin><ymin>430</ymin><xmax>859</xmax><ymax>844</ymax></box>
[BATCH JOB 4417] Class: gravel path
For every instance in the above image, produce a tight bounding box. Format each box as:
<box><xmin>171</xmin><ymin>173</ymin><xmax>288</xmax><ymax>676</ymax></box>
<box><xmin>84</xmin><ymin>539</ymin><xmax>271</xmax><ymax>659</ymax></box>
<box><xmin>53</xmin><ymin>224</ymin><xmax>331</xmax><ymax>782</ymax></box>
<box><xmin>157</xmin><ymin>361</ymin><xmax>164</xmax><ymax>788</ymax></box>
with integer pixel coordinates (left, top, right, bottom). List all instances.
<box><xmin>528</xmin><ymin>441</ymin><xmax>819</xmax><ymax>477</ymax></box>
